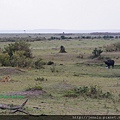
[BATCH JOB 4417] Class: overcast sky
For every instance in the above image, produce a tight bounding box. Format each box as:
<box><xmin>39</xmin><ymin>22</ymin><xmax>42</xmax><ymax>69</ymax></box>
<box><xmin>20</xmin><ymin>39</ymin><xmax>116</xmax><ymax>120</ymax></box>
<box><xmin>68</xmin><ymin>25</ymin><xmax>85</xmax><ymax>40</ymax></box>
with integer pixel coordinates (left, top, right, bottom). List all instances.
<box><xmin>0</xmin><ymin>0</ymin><xmax>120</xmax><ymax>31</ymax></box>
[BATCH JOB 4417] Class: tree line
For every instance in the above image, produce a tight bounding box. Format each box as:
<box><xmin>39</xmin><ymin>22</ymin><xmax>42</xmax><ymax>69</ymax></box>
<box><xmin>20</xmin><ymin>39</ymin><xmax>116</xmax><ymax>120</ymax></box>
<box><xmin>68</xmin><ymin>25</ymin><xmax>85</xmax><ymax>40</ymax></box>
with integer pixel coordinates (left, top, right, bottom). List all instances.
<box><xmin>0</xmin><ymin>35</ymin><xmax>120</xmax><ymax>42</ymax></box>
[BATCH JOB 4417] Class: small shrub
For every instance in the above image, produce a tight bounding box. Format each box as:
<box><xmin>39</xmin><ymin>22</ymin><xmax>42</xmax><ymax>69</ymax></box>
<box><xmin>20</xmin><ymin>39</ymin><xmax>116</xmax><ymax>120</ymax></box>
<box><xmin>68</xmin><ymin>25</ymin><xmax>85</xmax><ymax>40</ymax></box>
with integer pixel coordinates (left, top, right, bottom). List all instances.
<box><xmin>104</xmin><ymin>42</ymin><xmax>120</xmax><ymax>52</ymax></box>
<box><xmin>64</xmin><ymin>85</ymin><xmax>113</xmax><ymax>99</ymax></box>
<box><xmin>25</xmin><ymin>85</ymin><xmax>42</xmax><ymax>91</ymax></box>
<box><xmin>102</xmin><ymin>92</ymin><xmax>112</xmax><ymax>99</ymax></box>
<box><xmin>34</xmin><ymin>58</ymin><xmax>46</xmax><ymax>69</ymax></box>
<box><xmin>64</xmin><ymin>90</ymin><xmax>78</xmax><ymax>98</ymax></box>
<box><xmin>89</xmin><ymin>86</ymin><xmax>103</xmax><ymax>98</ymax></box>
<box><xmin>35</xmin><ymin>77</ymin><xmax>47</xmax><ymax>81</ymax></box>
<box><xmin>74</xmin><ymin>86</ymin><xmax>89</xmax><ymax>95</ymax></box>
<box><xmin>73</xmin><ymin>73</ymin><xmax>79</xmax><ymax>76</ymax></box>
<box><xmin>92</xmin><ymin>48</ymin><xmax>103</xmax><ymax>58</ymax></box>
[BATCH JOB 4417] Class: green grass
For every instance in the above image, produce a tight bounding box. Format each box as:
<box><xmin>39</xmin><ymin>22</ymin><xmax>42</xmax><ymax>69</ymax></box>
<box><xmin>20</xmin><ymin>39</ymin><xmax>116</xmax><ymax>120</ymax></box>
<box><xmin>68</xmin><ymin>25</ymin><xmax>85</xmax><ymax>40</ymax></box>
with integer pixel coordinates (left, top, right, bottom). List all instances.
<box><xmin>0</xmin><ymin>39</ymin><xmax>120</xmax><ymax>115</ymax></box>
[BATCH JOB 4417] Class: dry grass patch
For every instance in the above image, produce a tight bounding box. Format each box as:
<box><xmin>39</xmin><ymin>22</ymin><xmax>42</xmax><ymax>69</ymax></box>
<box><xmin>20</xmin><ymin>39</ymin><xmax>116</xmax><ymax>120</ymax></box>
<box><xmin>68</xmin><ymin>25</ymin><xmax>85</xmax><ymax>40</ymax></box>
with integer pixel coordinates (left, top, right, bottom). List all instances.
<box><xmin>0</xmin><ymin>67</ymin><xmax>26</xmax><ymax>76</ymax></box>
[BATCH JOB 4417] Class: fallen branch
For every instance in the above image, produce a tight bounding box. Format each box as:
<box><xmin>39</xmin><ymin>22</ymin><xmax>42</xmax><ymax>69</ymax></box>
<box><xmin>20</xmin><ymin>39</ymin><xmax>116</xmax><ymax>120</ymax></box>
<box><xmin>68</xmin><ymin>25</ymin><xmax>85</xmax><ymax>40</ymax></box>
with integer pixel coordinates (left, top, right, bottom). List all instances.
<box><xmin>0</xmin><ymin>99</ymin><xmax>44</xmax><ymax>116</ymax></box>
<box><xmin>11</xmin><ymin>109</ymin><xmax>35</xmax><ymax>116</ymax></box>
<box><xmin>0</xmin><ymin>99</ymin><xmax>28</xmax><ymax>110</ymax></box>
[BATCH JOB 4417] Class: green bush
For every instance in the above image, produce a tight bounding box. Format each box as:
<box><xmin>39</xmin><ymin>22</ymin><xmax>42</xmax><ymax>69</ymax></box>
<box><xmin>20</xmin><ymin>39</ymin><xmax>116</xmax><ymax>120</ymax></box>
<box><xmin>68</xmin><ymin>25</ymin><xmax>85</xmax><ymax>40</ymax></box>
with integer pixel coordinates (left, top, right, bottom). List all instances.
<box><xmin>34</xmin><ymin>58</ymin><xmax>46</xmax><ymax>69</ymax></box>
<box><xmin>0</xmin><ymin>41</ymin><xmax>33</xmax><ymax>68</ymax></box>
<box><xmin>4</xmin><ymin>41</ymin><xmax>32</xmax><ymax>58</ymax></box>
<box><xmin>10</xmin><ymin>51</ymin><xmax>32</xmax><ymax>67</ymax></box>
<box><xmin>35</xmin><ymin>77</ymin><xmax>47</xmax><ymax>81</ymax></box>
<box><xmin>64</xmin><ymin>85</ymin><xmax>113</xmax><ymax>99</ymax></box>
<box><xmin>61</xmin><ymin>35</ymin><xmax>66</xmax><ymax>39</ymax></box>
<box><xmin>64</xmin><ymin>90</ymin><xmax>78</xmax><ymax>98</ymax></box>
<box><xmin>74</xmin><ymin>86</ymin><xmax>89</xmax><ymax>95</ymax></box>
<box><xmin>0</xmin><ymin>53</ymin><xmax>11</xmax><ymax>66</ymax></box>
<box><xmin>92</xmin><ymin>48</ymin><xmax>103</xmax><ymax>58</ymax></box>
<box><xmin>25</xmin><ymin>85</ymin><xmax>42</xmax><ymax>91</ymax></box>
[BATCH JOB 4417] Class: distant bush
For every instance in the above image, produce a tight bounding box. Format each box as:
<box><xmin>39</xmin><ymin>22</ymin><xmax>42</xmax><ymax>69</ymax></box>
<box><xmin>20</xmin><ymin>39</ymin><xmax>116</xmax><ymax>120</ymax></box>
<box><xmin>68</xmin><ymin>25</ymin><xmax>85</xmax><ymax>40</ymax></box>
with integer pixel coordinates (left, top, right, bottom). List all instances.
<box><xmin>64</xmin><ymin>91</ymin><xmax>78</xmax><ymax>97</ymax></box>
<box><xmin>104</xmin><ymin>42</ymin><xmax>120</xmax><ymax>52</ymax></box>
<box><xmin>34</xmin><ymin>58</ymin><xmax>46</xmax><ymax>69</ymax></box>
<box><xmin>64</xmin><ymin>85</ymin><xmax>113</xmax><ymax>99</ymax></box>
<box><xmin>50</xmin><ymin>36</ymin><xmax>60</xmax><ymax>40</ymax></box>
<box><xmin>25</xmin><ymin>85</ymin><xmax>43</xmax><ymax>91</ymax></box>
<box><xmin>34</xmin><ymin>77</ymin><xmax>47</xmax><ymax>81</ymax></box>
<box><xmin>0</xmin><ymin>53</ymin><xmax>11</xmax><ymax>66</ymax></box>
<box><xmin>92</xmin><ymin>48</ymin><xmax>103</xmax><ymax>58</ymax></box>
<box><xmin>61</xmin><ymin>35</ymin><xmax>66</xmax><ymax>39</ymax></box>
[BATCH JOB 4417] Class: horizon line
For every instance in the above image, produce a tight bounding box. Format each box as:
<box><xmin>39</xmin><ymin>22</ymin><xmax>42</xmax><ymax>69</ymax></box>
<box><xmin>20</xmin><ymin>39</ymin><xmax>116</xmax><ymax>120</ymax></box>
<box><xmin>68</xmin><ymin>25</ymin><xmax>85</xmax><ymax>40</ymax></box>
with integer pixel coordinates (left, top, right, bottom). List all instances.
<box><xmin>0</xmin><ymin>29</ymin><xmax>120</xmax><ymax>33</ymax></box>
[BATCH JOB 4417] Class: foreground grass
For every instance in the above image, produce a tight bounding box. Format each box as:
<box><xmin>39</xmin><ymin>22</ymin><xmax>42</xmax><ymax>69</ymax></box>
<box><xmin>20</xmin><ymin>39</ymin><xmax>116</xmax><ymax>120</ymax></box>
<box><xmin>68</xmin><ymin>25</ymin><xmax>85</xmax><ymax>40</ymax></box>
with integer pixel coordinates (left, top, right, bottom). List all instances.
<box><xmin>0</xmin><ymin>39</ymin><xmax>120</xmax><ymax>115</ymax></box>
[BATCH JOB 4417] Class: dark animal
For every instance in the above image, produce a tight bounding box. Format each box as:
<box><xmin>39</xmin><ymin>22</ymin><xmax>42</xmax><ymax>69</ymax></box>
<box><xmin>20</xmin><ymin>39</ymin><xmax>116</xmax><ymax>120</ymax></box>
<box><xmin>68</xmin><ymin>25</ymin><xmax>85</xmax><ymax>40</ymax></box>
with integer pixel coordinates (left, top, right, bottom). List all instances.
<box><xmin>104</xmin><ymin>59</ymin><xmax>115</xmax><ymax>69</ymax></box>
<box><xmin>47</xmin><ymin>61</ymin><xmax>54</xmax><ymax>65</ymax></box>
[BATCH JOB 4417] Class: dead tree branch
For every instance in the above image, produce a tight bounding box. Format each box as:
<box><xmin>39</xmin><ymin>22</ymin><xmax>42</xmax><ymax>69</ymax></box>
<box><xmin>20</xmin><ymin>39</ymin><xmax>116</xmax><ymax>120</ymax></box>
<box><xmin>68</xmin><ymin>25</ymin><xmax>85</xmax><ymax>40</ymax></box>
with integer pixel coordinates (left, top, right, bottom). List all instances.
<box><xmin>0</xmin><ymin>99</ymin><xmax>43</xmax><ymax>116</ymax></box>
<box><xmin>0</xmin><ymin>99</ymin><xmax>28</xmax><ymax>110</ymax></box>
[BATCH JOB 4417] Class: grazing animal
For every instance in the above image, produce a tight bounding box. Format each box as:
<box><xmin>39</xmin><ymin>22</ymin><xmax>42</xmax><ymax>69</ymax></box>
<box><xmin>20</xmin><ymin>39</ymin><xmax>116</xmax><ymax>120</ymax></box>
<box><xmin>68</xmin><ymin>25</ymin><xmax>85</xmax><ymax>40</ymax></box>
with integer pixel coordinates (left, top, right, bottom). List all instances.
<box><xmin>104</xmin><ymin>59</ymin><xmax>115</xmax><ymax>69</ymax></box>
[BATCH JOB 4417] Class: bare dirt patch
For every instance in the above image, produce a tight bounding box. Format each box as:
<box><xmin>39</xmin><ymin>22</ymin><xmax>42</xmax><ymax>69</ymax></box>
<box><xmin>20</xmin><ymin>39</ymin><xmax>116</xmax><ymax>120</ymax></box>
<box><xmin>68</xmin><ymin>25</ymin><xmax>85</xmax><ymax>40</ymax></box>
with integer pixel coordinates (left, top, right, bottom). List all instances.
<box><xmin>0</xmin><ymin>67</ymin><xmax>26</xmax><ymax>76</ymax></box>
<box><xmin>6</xmin><ymin>89</ymin><xmax>46</xmax><ymax>97</ymax></box>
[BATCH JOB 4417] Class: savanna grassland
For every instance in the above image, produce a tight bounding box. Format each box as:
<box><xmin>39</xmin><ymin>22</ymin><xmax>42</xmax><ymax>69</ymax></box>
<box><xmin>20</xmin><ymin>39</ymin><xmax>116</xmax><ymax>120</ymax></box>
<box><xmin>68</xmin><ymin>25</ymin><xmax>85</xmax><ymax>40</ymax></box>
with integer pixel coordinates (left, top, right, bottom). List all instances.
<box><xmin>0</xmin><ymin>35</ymin><xmax>120</xmax><ymax>115</ymax></box>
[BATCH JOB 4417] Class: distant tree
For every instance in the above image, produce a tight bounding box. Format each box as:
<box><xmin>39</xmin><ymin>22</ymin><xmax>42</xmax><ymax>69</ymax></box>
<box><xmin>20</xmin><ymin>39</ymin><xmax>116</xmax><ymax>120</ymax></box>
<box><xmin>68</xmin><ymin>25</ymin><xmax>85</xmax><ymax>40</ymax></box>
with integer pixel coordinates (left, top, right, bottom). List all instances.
<box><xmin>50</xmin><ymin>36</ymin><xmax>55</xmax><ymax>40</ymax></box>
<box><xmin>61</xmin><ymin>35</ymin><xmax>66</xmax><ymax>39</ymax></box>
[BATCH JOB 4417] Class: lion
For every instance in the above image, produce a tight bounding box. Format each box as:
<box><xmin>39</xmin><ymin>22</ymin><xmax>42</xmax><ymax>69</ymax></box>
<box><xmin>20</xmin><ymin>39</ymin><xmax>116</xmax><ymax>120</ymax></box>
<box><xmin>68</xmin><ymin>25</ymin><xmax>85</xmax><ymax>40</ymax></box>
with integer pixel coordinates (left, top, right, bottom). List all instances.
<box><xmin>1</xmin><ymin>76</ymin><xmax>11</xmax><ymax>82</ymax></box>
